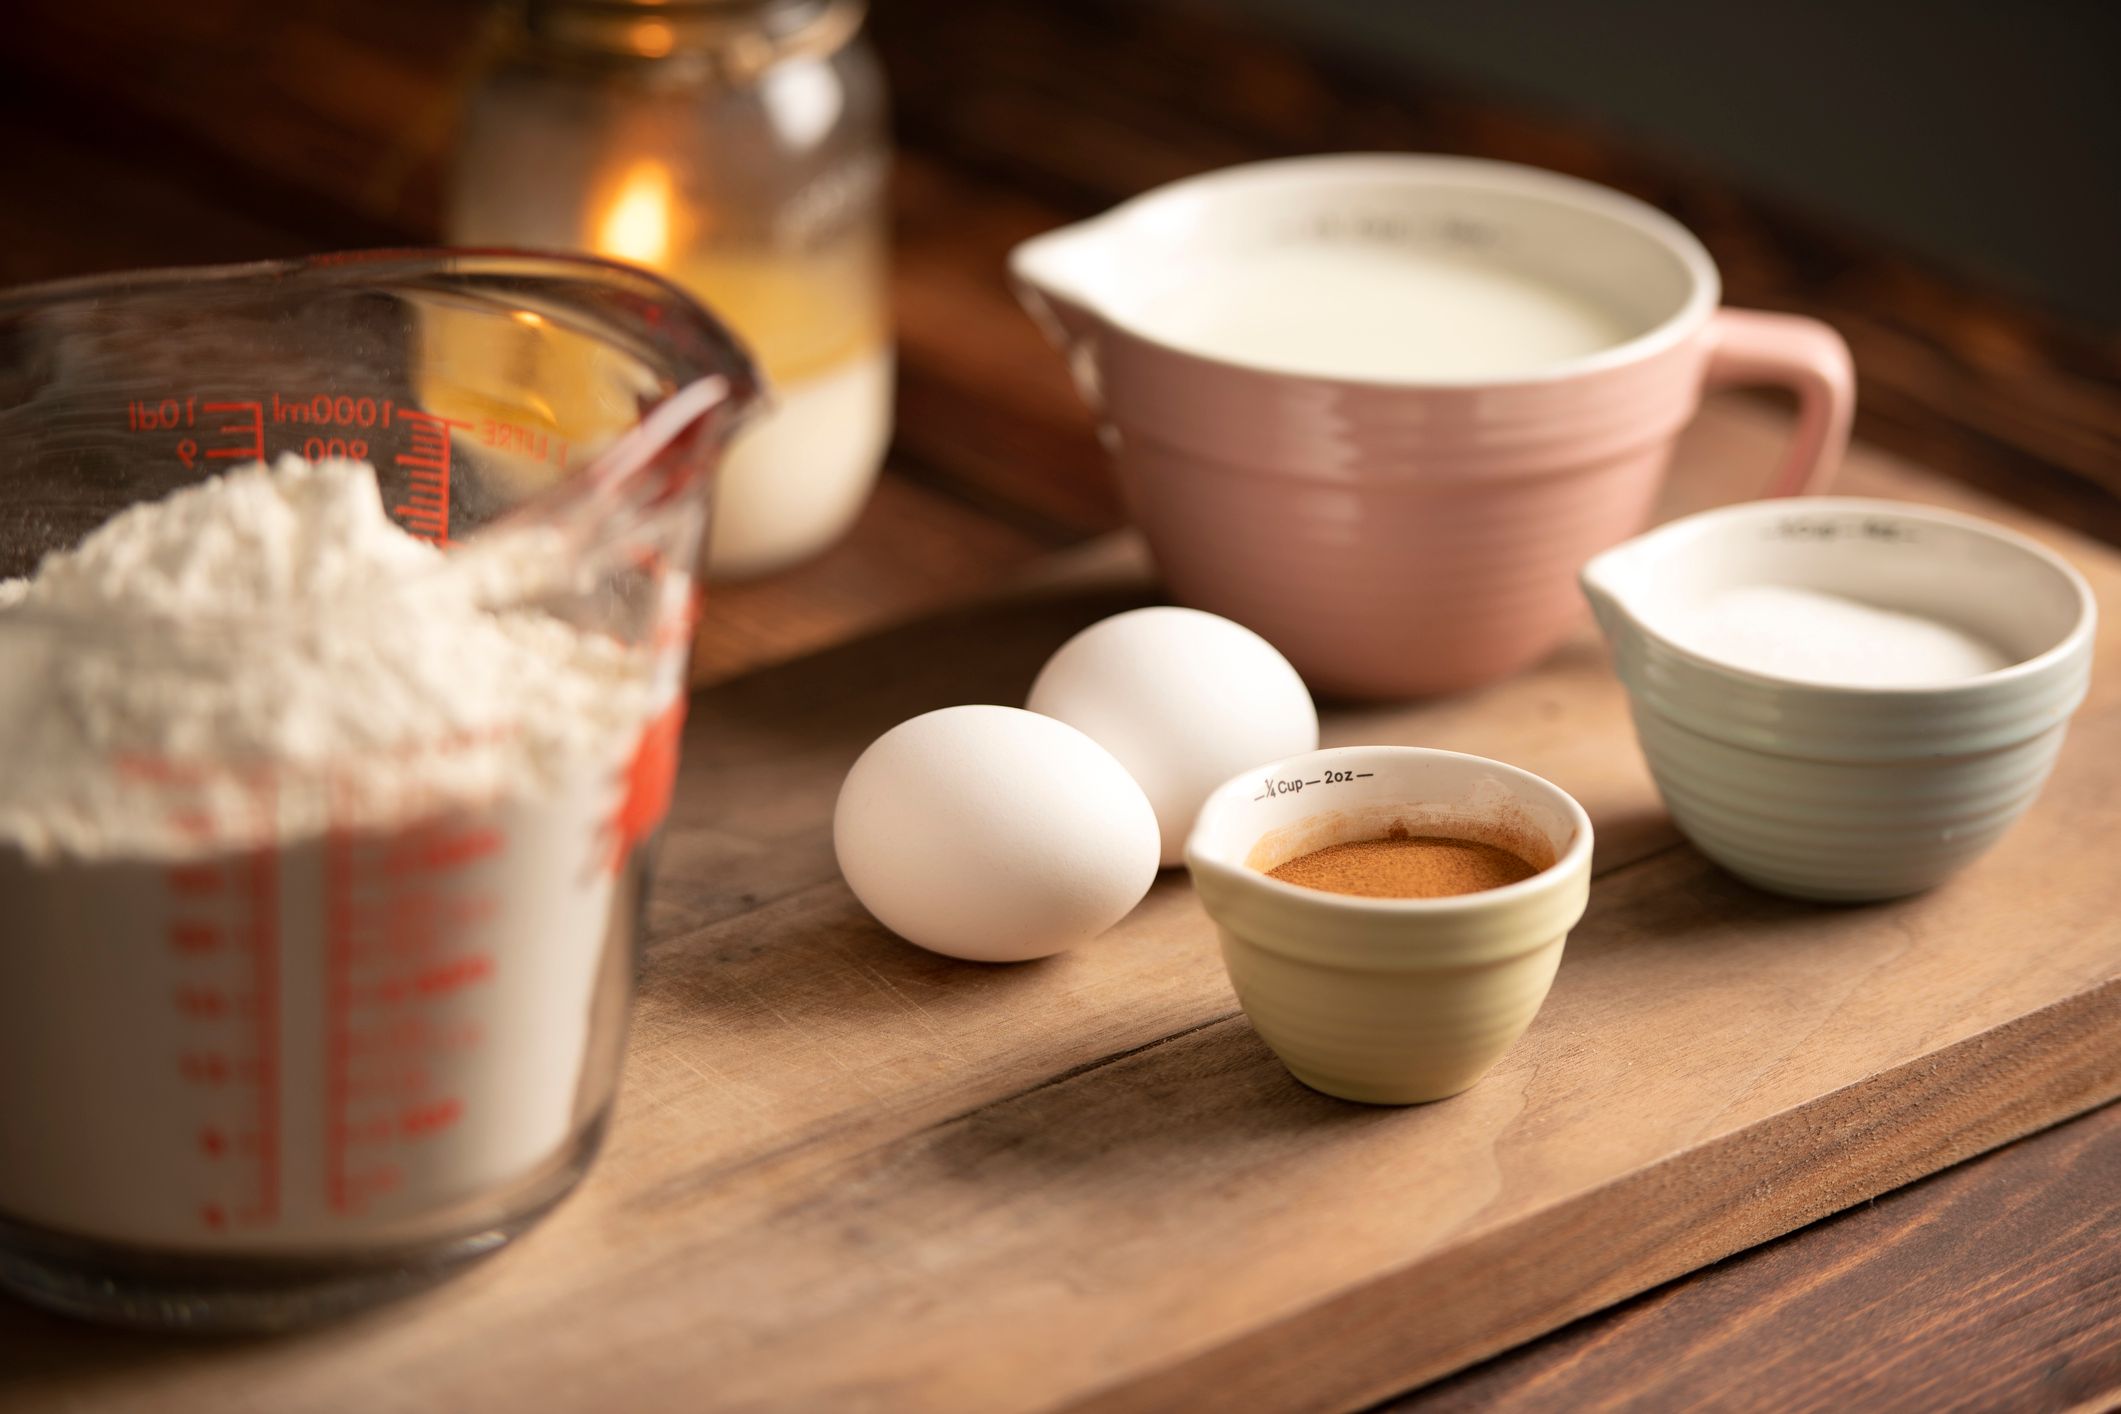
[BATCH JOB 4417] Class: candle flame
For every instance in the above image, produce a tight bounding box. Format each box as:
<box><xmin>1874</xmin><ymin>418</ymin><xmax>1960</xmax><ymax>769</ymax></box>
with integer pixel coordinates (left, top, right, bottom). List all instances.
<box><xmin>631</xmin><ymin>19</ymin><xmax>674</xmax><ymax>57</ymax></box>
<box><xmin>595</xmin><ymin>161</ymin><xmax>674</xmax><ymax>268</ymax></box>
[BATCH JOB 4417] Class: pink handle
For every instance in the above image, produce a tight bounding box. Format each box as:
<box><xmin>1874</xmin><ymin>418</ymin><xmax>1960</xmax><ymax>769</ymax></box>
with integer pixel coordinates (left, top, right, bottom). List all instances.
<box><xmin>1702</xmin><ymin>308</ymin><xmax>1856</xmax><ymax>496</ymax></box>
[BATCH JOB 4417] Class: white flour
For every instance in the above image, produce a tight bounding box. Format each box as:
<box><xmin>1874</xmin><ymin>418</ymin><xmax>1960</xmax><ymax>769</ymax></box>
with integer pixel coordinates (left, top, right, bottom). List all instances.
<box><xmin>0</xmin><ymin>456</ymin><xmax>646</xmax><ymax>859</ymax></box>
<box><xmin>1671</xmin><ymin>584</ymin><xmax>2012</xmax><ymax>687</ymax></box>
<box><xmin>0</xmin><ymin>458</ymin><xmax>663</xmax><ymax>1250</ymax></box>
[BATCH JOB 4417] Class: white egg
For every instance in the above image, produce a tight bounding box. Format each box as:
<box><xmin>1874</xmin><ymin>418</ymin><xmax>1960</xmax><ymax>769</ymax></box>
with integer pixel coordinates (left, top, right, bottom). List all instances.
<box><xmin>833</xmin><ymin>705</ymin><xmax>1160</xmax><ymax>962</ymax></box>
<box><xmin>1027</xmin><ymin>607</ymin><xmax>1318</xmax><ymax>866</ymax></box>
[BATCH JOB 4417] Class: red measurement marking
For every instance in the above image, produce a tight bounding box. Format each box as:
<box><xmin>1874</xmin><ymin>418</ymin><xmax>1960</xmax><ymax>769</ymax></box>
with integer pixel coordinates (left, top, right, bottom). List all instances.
<box><xmin>167</xmin><ymin>863</ymin><xmax>223</xmax><ymax>896</ymax></box>
<box><xmin>202</xmin><ymin>400</ymin><xmax>265</xmax><ymax>462</ymax></box>
<box><xmin>169</xmin><ymin>809</ymin><xmax>219</xmax><ymax>840</ymax></box>
<box><xmin>150</xmin><ymin>764</ymin><xmax>281</xmax><ymax>1237</ymax></box>
<box><xmin>357</xmin><ymin>957</ymin><xmax>484</xmax><ymax>1003</ymax></box>
<box><xmin>245</xmin><ymin>783</ymin><xmax>281</xmax><ymax>1224</ymax></box>
<box><xmin>127</xmin><ymin>397</ymin><xmax>195</xmax><ymax>432</ymax></box>
<box><xmin>383</xmin><ymin>827</ymin><xmax>503</xmax><ymax>876</ymax></box>
<box><xmin>399</xmin><ymin>1096</ymin><xmax>463</xmax><ymax>1137</ymax></box>
<box><xmin>270</xmin><ymin>393</ymin><xmax>392</xmax><ymax>429</ymax></box>
<box><xmin>607</xmin><ymin>698</ymin><xmax>687</xmax><ymax>874</ymax></box>
<box><xmin>390</xmin><ymin>409</ymin><xmax>469</xmax><ymax>546</ymax></box>
<box><xmin>180</xmin><ymin>1052</ymin><xmax>231</xmax><ymax>1085</ymax></box>
<box><xmin>326</xmin><ymin>823</ymin><xmax>355</xmax><ymax>1214</ymax></box>
<box><xmin>198</xmin><ymin>1127</ymin><xmax>263</xmax><ymax>1159</ymax></box>
<box><xmin>169</xmin><ymin>921</ymin><xmax>219</xmax><ymax>955</ymax></box>
<box><xmin>476</xmin><ymin>417</ymin><xmax>567</xmax><ymax>468</ymax></box>
<box><xmin>175</xmin><ymin>985</ymin><xmax>228</xmax><ymax>1018</ymax></box>
<box><xmin>414</xmin><ymin>953</ymin><xmax>494</xmax><ymax>997</ymax></box>
<box><xmin>319</xmin><ymin>762</ymin><xmax>500</xmax><ymax>1218</ymax></box>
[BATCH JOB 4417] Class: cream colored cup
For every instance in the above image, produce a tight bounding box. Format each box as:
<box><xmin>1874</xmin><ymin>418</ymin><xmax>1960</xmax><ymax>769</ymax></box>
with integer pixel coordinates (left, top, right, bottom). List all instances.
<box><xmin>1185</xmin><ymin>746</ymin><xmax>1593</xmax><ymax>1104</ymax></box>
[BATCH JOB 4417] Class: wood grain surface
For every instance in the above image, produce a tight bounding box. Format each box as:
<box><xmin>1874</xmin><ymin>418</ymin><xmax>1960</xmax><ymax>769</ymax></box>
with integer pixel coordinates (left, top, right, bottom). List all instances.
<box><xmin>1392</xmin><ymin>1101</ymin><xmax>2121</xmax><ymax>1414</ymax></box>
<box><xmin>2</xmin><ymin>402</ymin><xmax>2114</xmax><ymax>1413</ymax></box>
<box><xmin>4</xmin><ymin>0</ymin><xmax>2119</xmax><ymax>1406</ymax></box>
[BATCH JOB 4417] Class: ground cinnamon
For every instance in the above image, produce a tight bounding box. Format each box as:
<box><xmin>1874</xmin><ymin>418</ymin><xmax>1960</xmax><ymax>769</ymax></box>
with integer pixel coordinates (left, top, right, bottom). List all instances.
<box><xmin>1266</xmin><ymin>824</ymin><xmax>1539</xmax><ymax>899</ymax></box>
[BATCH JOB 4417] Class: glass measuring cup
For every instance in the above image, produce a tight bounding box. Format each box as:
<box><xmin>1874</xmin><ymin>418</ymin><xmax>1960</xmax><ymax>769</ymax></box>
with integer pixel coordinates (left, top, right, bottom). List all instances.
<box><xmin>0</xmin><ymin>251</ymin><xmax>760</xmax><ymax>1329</ymax></box>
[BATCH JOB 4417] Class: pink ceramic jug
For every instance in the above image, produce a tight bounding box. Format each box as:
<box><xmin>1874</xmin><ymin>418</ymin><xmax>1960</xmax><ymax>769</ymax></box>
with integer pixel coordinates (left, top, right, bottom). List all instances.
<box><xmin>1011</xmin><ymin>155</ymin><xmax>1854</xmax><ymax>698</ymax></box>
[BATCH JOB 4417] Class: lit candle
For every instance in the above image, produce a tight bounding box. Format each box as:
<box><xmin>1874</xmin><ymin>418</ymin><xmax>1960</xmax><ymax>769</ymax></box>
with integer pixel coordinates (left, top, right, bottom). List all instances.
<box><xmin>594</xmin><ymin>162</ymin><xmax>676</xmax><ymax>269</ymax></box>
<box><xmin>578</xmin><ymin>157</ymin><xmax>892</xmax><ymax>580</ymax></box>
<box><xmin>447</xmin><ymin>0</ymin><xmax>894</xmax><ymax>578</ymax></box>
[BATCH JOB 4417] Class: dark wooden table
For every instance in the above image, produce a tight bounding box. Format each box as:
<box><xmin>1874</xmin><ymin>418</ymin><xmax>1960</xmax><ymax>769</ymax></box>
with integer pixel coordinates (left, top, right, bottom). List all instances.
<box><xmin>4</xmin><ymin>2</ymin><xmax>2118</xmax><ymax>1408</ymax></box>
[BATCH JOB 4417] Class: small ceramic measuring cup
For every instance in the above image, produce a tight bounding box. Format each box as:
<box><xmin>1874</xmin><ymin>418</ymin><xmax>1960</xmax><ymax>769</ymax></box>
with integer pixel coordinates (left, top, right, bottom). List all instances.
<box><xmin>1012</xmin><ymin>154</ymin><xmax>1855</xmax><ymax>699</ymax></box>
<box><xmin>1185</xmin><ymin>746</ymin><xmax>1593</xmax><ymax>1104</ymax></box>
<box><xmin>1582</xmin><ymin>498</ymin><xmax>2097</xmax><ymax>901</ymax></box>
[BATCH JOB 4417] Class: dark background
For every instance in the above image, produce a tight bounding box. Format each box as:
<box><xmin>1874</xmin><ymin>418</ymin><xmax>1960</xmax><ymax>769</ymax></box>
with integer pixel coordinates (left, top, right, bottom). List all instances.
<box><xmin>1224</xmin><ymin>0</ymin><xmax>2121</xmax><ymax>330</ymax></box>
<box><xmin>7</xmin><ymin>0</ymin><xmax>2120</xmax><ymax>332</ymax></box>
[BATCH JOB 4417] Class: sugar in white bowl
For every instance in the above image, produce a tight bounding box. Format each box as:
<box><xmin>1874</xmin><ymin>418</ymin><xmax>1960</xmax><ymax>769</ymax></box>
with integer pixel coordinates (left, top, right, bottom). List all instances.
<box><xmin>1583</xmin><ymin>499</ymin><xmax>2096</xmax><ymax>901</ymax></box>
<box><xmin>1669</xmin><ymin>584</ymin><xmax>2010</xmax><ymax>686</ymax></box>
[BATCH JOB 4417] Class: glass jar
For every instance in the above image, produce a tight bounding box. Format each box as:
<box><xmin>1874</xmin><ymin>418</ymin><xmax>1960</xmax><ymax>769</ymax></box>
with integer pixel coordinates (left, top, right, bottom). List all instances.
<box><xmin>449</xmin><ymin>0</ymin><xmax>892</xmax><ymax>578</ymax></box>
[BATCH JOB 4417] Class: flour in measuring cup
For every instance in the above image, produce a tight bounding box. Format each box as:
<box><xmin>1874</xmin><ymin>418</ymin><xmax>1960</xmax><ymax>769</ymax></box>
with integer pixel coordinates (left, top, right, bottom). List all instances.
<box><xmin>0</xmin><ymin>455</ymin><xmax>648</xmax><ymax>857</ymax></box>
<box><xmin>0</xmin><ymin>457</ymin><xmax>663</xmax><ymax>1250</ymax></box>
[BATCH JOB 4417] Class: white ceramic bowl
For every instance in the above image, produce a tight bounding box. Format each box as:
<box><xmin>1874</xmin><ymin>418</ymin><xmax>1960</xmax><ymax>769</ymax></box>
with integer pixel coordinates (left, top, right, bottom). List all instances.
<box><xmin>1582</xmin><ymin>498</ymin><xmax>2096</xmax><ymax>901</ymax></box>
<box><xmin>1185</xmin><ymin>747</ymin><xmax>1593</xmax><ymax>1105</ymax></box>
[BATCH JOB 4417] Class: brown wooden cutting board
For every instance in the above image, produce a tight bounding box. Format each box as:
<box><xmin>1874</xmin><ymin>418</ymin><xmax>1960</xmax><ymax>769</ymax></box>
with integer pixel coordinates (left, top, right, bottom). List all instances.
<box><xmin>4</xmin><ymin>398</ymin><xmax>2117</xmax><ymax>1413</ymax></box>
